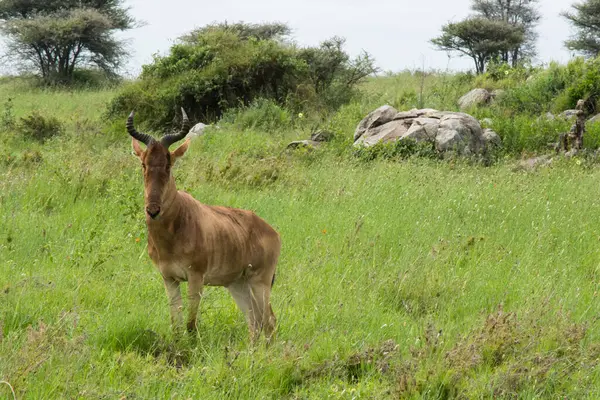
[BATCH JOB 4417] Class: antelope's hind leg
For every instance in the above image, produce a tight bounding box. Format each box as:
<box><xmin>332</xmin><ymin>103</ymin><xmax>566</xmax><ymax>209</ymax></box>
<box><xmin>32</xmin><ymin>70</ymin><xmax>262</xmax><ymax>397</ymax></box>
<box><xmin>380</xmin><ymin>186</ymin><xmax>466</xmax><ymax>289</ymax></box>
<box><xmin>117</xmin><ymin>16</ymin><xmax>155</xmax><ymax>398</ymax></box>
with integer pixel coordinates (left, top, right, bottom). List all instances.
<box><xmin>250</xmin><ymin>280</ymin><xmax>276</xmax><ymax>345</ymax></box>
<box><xmin>227</xmin><ymin>278</ymin><xmax>276</xmax><ymax>345</ymax></box>
<box><xmin>227</xmin><ymin>281</ymin><xmax>255</xmax><ymax>341</ymax></box>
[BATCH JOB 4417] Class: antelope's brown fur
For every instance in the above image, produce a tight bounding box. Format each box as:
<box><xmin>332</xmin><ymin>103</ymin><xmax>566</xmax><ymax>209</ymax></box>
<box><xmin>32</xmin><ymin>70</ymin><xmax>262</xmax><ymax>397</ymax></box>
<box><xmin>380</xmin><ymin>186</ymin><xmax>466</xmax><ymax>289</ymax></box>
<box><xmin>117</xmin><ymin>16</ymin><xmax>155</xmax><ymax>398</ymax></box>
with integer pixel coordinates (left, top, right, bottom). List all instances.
<box><xmin>129</xmin><ymin>114</ymin><xmax>280</xmax><ymax>343</ymax></box>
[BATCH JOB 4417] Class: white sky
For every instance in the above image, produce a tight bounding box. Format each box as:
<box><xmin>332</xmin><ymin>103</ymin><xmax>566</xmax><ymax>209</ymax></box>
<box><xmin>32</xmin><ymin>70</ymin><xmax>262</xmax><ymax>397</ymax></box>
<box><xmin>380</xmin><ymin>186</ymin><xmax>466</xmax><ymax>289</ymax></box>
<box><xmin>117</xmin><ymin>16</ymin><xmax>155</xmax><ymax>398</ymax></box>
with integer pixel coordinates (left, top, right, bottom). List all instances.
<box><xmin>117</xmin><ymin>0</ymin><xmax>576</xmax><ymax>77</ymax></box>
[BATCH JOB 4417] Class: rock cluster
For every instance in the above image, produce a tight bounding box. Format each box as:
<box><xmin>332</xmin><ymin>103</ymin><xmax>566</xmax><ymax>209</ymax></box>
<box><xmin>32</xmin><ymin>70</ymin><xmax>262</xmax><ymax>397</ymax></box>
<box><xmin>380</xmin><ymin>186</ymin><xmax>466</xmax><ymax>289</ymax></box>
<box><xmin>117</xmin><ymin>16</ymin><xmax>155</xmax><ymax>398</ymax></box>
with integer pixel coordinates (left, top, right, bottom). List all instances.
<box><xmin>353</xmin><ymin>105</ymin><xmax>501</xmax><ymax>154</ymax></box>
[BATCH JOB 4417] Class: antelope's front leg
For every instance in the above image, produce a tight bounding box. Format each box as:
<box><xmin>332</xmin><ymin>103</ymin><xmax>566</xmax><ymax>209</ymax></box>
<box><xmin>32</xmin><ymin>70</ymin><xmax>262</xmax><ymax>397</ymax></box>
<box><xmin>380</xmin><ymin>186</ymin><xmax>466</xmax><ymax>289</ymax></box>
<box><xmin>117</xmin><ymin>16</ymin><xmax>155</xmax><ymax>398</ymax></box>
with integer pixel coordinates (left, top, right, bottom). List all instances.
<box><xmin>163</xmin><ymin>277</ymin><xmax>183</xmax><ymax>332</ymax></box>
<box><xmin>187</xmin><ymin>275</ymin><xmax>204</xmax><ymax>333</ymax></box>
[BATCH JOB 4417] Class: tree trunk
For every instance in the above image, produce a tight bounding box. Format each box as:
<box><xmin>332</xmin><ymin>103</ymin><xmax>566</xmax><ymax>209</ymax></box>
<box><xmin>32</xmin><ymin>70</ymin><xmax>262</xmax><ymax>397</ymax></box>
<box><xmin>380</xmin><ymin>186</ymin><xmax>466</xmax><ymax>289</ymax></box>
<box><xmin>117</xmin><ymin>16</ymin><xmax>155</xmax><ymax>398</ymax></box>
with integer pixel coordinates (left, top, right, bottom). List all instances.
<box><xmin>511</xmin><ymin>47</ymin><xmax>519</xmax><ymax>67</ymax></box>
<box><xmin>472</xmin><ymin>56</ymin><xmax>481</xmax><ymax>74</ymax></box>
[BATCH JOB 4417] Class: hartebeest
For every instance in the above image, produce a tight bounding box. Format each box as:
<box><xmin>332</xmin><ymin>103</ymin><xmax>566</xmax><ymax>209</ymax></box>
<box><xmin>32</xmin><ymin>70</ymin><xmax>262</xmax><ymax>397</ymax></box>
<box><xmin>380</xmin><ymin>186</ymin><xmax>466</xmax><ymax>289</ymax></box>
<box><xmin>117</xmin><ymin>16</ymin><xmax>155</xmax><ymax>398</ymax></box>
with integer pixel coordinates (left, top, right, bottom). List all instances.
<box><xmin>126</xmin><ymin>109</ymin><xmax>280</xmax><ymax>343</ymax></box>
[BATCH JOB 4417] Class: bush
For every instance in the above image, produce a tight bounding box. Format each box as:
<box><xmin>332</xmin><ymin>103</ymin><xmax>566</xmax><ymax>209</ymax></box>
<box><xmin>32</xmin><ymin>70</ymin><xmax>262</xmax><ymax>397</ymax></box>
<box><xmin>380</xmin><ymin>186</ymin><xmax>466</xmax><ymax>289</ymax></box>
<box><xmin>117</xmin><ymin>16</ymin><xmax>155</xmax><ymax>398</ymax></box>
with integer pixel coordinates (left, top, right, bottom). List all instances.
<box><xmin>68</xmin><ymin>68</ymin><xmax>121</xmax><ymax>89</ymax></box>
<box><xmin>498</xmin><ymin>57</ymin><xmax>600</xmax><ymax>115</ymax></box>
<box><xmin>1</xmin><ymin>98</ymin><xmax>15</xmax><ymax>130</ymax></box>
<box><xmin>107</xmin><ymin>22</ymin><xmax>377</xmax><ymax>130</ymax></box>
<box><xmin>17</xmin><ymin>111</ymin><xmax>64</xmax><ymax>142</ymax></box>
<box><xmin>477</xmin><ymin>61</ymin><xmax>537</xmax><ymax>87</ymax></box>
<box><xmin>221</xmin><ymin>98</ymin><xmax>292</xmax><ymax>132</ymax></box>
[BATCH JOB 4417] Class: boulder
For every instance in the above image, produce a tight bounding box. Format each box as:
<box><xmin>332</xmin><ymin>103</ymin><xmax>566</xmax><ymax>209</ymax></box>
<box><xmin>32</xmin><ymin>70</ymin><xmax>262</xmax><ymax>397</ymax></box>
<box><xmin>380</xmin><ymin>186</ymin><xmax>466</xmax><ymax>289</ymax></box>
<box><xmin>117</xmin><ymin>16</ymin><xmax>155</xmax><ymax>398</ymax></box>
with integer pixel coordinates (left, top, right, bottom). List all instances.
<box><xmin>436</xmin><ymin>112</ymin><xmax>484</xmax><ymax>154</ymax></box>
<box><xmin>588</xmin><ymin>114</ymin><xmax>600</xmax><ymax>124</ymax></box>
<box><xmin>480</xmin><ymin>118</ymin><xmax>493</xmax><ymax>127</ymax></box>
<box><xmin>393</xmin><ymin>108</ymin><xmax>439</xmax><ymax>121</ymax></box>
<box><xmin>514</xmin><ymin>155</ymin><xmax>553</xmax><ymax>171</ymax></box>
<box><xmin>310</xmin><ymin>130</ymin><xmax>334</xmax><ymax>142</ymax></box>
<box><xmin>187</xmin><ymin>122</ymin><xmax>208</xmax><ymax>138</ymax></box>
<box><xmin>482</xmin><ymin>128</ymin><xmax>502</xmax><ymax>148</ymax></box>
<box><xmin>402</xmin><ymin>118</ymin><xmax>439</xmax><ymax>141</ymax></box>
<box><xmin>559</xmin><ymin>110</ymin><xmax>579</xmax><ymax>120</ymax></box>
<box><xmin>354</xmin><ymin>120</ymin><xmax>410</xmax><ymax>147</ymax></box>
<box><xmin>353</xmin><ymin>107</ymin><xmax>498</xmax><ymax>155</ymax></box>
<box><xmin>458</xmin><ymin>89</ymin><xmax>491</xmax><ymax>110</ymax></box>
<box><xmin>354</xmin><ymin>105</ymin><xmax>398</xmax><ymax>142</ymax></box>
<box><xmin>286</xmin><ymin>140</ymin><xmax>322</xmax><ymax>150</ymax></box>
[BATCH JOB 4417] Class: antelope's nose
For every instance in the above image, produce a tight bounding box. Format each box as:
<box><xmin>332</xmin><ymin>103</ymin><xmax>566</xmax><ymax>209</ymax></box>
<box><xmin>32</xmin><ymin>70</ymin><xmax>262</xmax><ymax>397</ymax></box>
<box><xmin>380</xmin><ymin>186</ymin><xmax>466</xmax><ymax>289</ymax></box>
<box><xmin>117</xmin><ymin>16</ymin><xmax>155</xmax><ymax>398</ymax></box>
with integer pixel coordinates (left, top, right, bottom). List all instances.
<box><xmin>146</xmin><ymin>205</ymin><xmax>161</xmax><ymax>219</ymax></box>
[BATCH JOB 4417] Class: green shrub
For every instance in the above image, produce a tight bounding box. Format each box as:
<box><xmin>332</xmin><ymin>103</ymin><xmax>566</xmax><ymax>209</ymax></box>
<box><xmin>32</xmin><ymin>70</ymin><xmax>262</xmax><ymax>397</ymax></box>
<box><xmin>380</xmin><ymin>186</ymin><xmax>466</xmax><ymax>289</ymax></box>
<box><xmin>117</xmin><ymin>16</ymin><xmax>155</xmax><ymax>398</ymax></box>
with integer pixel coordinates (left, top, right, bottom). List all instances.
<box><xmin>498</xmin><ymin>62</ymin><xmax>570</xmax><ymax>115</ymax></box>
<box><xmin>476</xmin><ymin>61</ymin><xmax>538</xmax><ymax>87</ymax></box>
<box><xmin>107</xmin><ymin>22</ymin><xmax>377</xmax><ymax>130</ymax></box>
<box><xmin>490</xmin><ymin>113</ymin><xmax>570</xmax><ymax>153</ymax></box>
<box><xmin>221</xmin><ymin>98</ymin><xmax>292</xmax><ymax>132</ymax></box>
<box><xmin>1</xmin><ymin>97</ymin><xmax>15</xmax><ymax>130</ymax></box>
<box><xmin>17</xmin><ymin>111</ymin><xmax>64</xmax><ymax>142</ymax></box>
<box><xmin>498</xmin><ymin>57</ymin><xmax>600</xmax><ymax>115</ymax></box>
<box><xmin>69</xmin><ymin>68</ymin><xmax>121</xmax><ymax>89</ymax></box>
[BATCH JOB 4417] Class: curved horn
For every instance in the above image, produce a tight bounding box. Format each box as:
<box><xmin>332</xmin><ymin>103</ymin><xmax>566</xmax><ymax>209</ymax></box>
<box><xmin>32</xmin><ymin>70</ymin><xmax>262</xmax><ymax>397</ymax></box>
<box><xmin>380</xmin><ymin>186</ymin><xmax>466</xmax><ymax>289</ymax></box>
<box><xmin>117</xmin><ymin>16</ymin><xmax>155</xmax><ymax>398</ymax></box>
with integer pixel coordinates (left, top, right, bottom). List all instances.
<box><xmin>160</xmin><ymin>108</ymin><xmax>191</xmax><ymax>148</ymax></box>
<box><xmin>126</xmin><ymin>111</ymin><xmax>156</xmax><ymax>145</ymax></box>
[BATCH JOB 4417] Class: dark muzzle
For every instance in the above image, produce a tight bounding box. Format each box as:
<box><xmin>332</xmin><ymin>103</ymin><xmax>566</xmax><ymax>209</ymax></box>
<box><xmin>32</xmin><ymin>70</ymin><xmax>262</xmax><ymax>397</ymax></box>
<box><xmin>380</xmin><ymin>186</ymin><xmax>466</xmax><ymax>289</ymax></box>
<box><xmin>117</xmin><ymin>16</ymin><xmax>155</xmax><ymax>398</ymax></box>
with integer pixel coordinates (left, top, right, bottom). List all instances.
<box><xmin>146</xmin><ymin>204</ymin><xmax>161</xmax><ymax>219</ymax></box>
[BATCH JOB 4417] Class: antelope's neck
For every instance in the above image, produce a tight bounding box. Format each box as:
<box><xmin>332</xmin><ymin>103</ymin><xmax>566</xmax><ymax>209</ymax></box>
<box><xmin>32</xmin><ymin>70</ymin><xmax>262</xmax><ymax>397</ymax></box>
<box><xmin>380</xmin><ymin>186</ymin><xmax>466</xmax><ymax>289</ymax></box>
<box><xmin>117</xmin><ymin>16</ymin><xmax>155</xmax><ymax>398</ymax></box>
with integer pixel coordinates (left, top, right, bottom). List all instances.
<box><xmin>146</xmin><ymin>177</ymin><xmax>184</xmax><ymax>233</ymax></box>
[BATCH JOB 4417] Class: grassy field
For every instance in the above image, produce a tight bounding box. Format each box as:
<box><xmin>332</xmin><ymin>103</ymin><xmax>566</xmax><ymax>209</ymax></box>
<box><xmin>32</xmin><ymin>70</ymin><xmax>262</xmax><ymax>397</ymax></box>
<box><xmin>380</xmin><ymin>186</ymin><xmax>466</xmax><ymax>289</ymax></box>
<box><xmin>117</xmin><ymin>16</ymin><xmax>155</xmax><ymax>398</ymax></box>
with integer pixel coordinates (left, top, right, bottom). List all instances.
<box><xmin>2</xmin><ymin>77</ymin><xmax>600</xmax><ymax>399</ymax></box>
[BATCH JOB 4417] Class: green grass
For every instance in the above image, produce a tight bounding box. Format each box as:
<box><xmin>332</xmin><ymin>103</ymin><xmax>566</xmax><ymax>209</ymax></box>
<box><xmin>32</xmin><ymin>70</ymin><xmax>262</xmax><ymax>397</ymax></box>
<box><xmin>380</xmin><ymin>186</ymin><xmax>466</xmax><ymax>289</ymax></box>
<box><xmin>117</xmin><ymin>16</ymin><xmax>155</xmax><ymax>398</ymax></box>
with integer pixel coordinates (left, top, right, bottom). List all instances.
<box><xmin>2</xmin><ymin>77</ymin><xmax>600</xmax><ymax>399</ymax></box>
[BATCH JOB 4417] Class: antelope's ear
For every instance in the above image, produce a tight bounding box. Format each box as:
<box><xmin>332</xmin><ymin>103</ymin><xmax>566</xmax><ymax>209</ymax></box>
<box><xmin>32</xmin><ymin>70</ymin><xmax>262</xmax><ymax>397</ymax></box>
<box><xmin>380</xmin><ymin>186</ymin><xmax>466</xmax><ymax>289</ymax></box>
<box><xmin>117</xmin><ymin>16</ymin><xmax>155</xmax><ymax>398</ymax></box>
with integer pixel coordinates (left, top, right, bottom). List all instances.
<box><xmin>132</xmin><ymin>138</ymin><xmax>144</xmax><ymax>158</ymax></box>
<box><xmin>170</xmin><ymin>138</ymin><xmax>190</xmax><ymax>163</ymax></box>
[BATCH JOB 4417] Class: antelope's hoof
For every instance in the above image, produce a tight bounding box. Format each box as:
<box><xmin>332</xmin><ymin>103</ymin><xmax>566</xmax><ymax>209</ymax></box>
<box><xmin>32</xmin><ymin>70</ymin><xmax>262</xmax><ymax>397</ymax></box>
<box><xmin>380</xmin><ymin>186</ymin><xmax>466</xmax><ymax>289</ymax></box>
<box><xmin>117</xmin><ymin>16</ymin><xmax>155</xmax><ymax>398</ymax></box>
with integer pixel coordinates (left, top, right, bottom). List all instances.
<box><xmin>186</xmin><ymin>321</ymin><xmax>197</xmax><ymax>333</ymax></box>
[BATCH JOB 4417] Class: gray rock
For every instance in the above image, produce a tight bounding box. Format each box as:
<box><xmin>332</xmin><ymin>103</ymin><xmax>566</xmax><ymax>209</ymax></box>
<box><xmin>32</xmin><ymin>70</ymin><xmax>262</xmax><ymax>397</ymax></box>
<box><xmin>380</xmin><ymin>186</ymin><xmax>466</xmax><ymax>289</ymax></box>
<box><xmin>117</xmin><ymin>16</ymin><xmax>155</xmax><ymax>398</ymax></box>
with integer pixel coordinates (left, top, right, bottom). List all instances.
<box><xmin>354</xmin><ymin>120</ymin><xmax>409</xmax><ymax>147</ymax></box>
<box><xmin>559</xmin><ymin>109</ymin><xmax>579</xmax><ymax>120</ymax></box>
<box><xmin>482</xmin><ymin>128</ymin><xmax>502</xmax><ymax>148</ymax></box>
<box><xmin>354</xmin><ymin>107</ymin><xmax>493</xmax><ymax>155</ymax></box>
<box><xmin>565</xmin><ymin>148</ymin><xmax>579</xmax><ymax>158</ymax></box>
<box><xmin>458</xmin><ymin>88</ymin><xmax>491</xmax><ymax>110</ymax></box>
<box><xmin>526</xmin><ymin>74</ymin><xmax>538</xmax><ymax>83</ymax></box>
<box><xmin>402</xmin><ymin>118</ymin><xmax>439</xmax><ymax>141</ymax></box>
<box><xmin>393</xmin><ymin>108</ymin><xmax>439</xmax><ymax>120</ymax></box>
<box><xmin>354</xmin><ymin>105</ymin><xmax>398</xmax><ymax>142</ymax></box>
<box><xmin>435</xmin><ymin>112</ymin><xmax>484</xmax><ymax>154</ymax></box>
<box><xmin>310</xmin><ymin>130</ymin><xmax>334</xmax><ymax>142</ymax></box>
<box><xmin>286</xmin><ymin>140</ymin><xmax>322</xmax><ymax>150</ymax></box>
<box><xmin>480</xmin><ymin>118</ymin><xmax>493</xmax><ymax>127</ymax></box>
<box><xmin>491</xmin><ymin>89</ymin><xmax>506</xmax><ymax>100</ymax></box>
<box><xmin>514</xmin><ymin>155</ymin><xmax>553</xmax><ymax>171</ymax></box>
<box><xmin>187</xmin><ymin>122</ymin><xmax>208</xmax><ymax>138</ymax></box>
<box><xmin>588</xmin><ymin>114</ymin><xmax>600</xmax><ymax>124</ymax></box>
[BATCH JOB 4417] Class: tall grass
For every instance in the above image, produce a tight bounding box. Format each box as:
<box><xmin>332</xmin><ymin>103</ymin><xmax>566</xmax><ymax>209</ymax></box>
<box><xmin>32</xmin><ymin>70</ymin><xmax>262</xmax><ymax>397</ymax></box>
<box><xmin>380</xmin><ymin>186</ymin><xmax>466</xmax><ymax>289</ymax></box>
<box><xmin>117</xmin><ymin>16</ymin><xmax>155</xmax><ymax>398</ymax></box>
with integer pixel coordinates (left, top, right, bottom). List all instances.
<box><xmin>2</xmin><ymin>74</ymin><xmax>600</xmax><ymax>398</ymax></box>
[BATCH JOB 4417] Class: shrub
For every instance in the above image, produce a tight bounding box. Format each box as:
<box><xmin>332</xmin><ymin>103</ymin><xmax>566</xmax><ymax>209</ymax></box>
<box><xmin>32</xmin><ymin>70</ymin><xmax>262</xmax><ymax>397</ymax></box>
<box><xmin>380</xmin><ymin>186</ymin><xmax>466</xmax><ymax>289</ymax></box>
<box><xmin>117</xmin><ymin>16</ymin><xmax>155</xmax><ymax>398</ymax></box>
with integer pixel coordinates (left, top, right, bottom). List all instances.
<box><xmin>478</xmin><ymin>61</ymin><xmax>537</xmax><ymax>86</ymax></box>
<box><xmin>107</xmin><ymin>22</ymin><xmax>377</xmax><ymax>130</ymax></box>
<box><xmin>17</xmin><ymin>111</ymin><xmax>64</xmax><ymax>142</ymax></box>
<box><xmin>497</xmin><ymin>62</ymin><xmax>570</xmax><ymax>115</ymax></box>
<box><xmin>498</xmin><ymin>57</ymin><xmax>600</xmax><ymax>115</ymax></box>
<box><xmin>1</xmin><ymin>97</ymin><xmax>15</xmax><ymax>130</ymax></box>
<box><xmin>221</xmin><ymin>98</ymin><xmax>292</xmax><ymax>132</ymax></box>
<box><xmin>68</xmin><ymin>68</ymin><xmax>121</xmax><ymax>89</ymax></box>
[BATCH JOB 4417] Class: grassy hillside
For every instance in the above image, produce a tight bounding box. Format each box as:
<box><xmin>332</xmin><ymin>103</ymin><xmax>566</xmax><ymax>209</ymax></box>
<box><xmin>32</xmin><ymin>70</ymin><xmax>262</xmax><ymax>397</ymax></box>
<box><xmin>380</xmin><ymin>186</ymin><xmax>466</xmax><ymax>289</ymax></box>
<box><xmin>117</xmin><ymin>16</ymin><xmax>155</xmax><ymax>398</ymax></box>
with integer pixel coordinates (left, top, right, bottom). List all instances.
<box><xmin>2</xmin><ymin>76</ymin><xmax>600</xmax><ymax>398</ymax></box>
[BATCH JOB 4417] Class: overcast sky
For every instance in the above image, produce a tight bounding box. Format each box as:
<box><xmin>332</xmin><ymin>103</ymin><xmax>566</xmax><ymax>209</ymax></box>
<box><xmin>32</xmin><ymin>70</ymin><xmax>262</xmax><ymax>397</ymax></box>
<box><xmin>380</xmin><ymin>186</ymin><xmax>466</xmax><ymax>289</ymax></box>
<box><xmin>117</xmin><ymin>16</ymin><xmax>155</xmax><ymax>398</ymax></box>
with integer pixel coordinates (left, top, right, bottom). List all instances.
<box><xmin>116</xmin><ymin>0</ymin><xmax>576</xmax><ymax>77</ymax></box>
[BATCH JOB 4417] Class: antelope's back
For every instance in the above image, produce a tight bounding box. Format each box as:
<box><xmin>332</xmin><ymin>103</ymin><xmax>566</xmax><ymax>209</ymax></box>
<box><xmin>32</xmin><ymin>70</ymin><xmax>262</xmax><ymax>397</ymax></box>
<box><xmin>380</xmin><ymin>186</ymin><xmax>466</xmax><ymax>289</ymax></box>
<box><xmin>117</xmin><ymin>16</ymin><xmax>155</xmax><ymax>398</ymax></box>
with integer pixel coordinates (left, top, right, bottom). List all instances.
<box><xmin>194</xmin><ymin>201</ymin><xmax>280</xmax><ymax>272</ymax></box>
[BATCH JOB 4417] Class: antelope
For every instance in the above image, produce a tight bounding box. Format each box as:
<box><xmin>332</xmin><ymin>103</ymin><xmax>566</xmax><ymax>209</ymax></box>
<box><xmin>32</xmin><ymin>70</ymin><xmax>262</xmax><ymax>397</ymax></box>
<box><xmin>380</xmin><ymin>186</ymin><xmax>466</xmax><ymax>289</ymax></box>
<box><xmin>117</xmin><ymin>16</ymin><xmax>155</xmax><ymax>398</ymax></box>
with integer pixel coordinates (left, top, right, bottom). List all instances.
<box><xmin>126</xmin><ymin>109</ymin><xmax>280</xmax><ymax>343</ymax></box>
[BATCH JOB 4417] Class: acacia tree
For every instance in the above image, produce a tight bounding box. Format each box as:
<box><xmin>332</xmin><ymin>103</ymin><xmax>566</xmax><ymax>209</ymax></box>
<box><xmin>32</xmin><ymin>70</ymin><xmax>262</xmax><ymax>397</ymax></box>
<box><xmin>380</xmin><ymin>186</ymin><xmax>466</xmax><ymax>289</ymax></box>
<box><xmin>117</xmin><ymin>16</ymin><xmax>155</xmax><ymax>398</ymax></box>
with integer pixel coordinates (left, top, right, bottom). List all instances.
<box><xmin>471</xmin><ymin>0</ymin><xmax>541</xmax><ymax>66</ymax></box>
<box><xmin>563</xmin><ymin>0</ymin><xmax>600</xmax><ymax>57</ymax></box>
<box><xmin>0</xmin><ymin>0</ymin><xmax>136</xmax><ymax>83</ymax></box>
<box><xmin>431</xmin><ymin>18</ymin><xmax>525</xmax><ymax>74</ymax></box>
